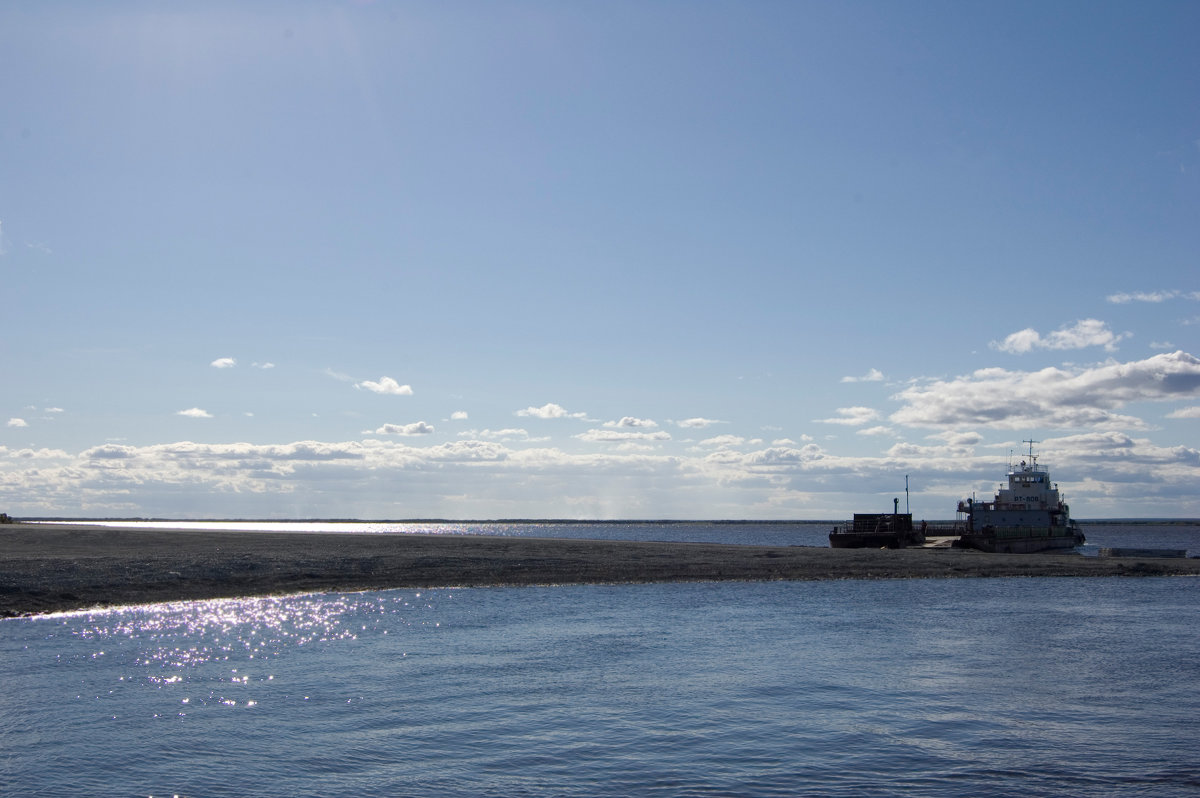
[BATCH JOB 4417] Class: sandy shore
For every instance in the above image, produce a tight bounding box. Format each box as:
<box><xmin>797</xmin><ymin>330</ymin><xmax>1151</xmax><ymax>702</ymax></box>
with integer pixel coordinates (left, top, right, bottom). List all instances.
<box><xmin>3</xmin><ymin>522</ymin><xmax>1198</xmax><ymax>617</ymax></box>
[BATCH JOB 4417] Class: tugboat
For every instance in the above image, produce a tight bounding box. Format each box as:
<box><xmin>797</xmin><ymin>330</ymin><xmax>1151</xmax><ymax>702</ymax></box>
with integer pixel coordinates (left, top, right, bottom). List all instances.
<box><xmin>954</xmin><ymin>441</ymin><xmax>1085</xmax><ymax>554</ymax></box>
<box><xmin>829</xmin><ymin>497</ymin><xmax>927</xmax><ymax>549</ymax></box>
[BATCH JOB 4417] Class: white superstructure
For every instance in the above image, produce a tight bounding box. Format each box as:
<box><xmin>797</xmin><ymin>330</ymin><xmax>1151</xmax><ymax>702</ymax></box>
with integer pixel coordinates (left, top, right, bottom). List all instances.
<box><xmin>955</xmin><ymin>442</ymin><xmax>1084</xmax><ymax>553</ymax></box>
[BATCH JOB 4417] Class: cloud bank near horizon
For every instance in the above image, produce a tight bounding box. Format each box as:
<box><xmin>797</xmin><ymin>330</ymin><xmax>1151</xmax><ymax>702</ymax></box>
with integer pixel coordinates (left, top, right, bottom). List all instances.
<box><xmin>2</xmin><ymin>430</ymin><xmax>1196</xmax><ymax>519</ymax></box>
<box><xmin>5</xmin><ymin>349</ymin><xmax>1199</xmax><ymax>518</ymax></box>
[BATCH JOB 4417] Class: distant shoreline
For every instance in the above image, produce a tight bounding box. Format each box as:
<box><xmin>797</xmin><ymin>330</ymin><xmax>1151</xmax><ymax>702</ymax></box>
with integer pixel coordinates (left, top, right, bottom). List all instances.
<box><xmin>4</xmin><ymin>522</ymin><xmax>1199</xmax><ymax>618</ymax></box>
<box><xmin>15</xmin><ymin>517</ymin><xmax>1200</xmax><ymax>525</ymax></box>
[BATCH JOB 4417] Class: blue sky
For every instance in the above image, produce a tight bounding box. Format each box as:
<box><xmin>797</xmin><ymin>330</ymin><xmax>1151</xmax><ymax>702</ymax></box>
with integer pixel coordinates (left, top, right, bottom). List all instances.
<box><xmin>2</xmin><ymin>1</ymin><xmax>1198</xmax><ymax>519</ymax></box>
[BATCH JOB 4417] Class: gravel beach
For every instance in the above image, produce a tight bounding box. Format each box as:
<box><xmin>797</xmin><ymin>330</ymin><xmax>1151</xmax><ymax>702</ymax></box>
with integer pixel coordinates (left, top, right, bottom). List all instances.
<box><xmin>3</xmin><ymin>522</ymin><xmax>1198</xmax><ymax>617</ymax></box>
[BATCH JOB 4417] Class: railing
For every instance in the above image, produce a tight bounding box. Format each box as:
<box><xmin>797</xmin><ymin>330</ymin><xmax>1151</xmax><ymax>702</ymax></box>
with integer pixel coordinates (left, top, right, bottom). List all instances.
<box><xmin>920</xmin><ymin>520</ymin><xmax>967</xmax><ymax>535</ymax></box>
<box><xmin>832</xmin><ymin>520</ymin><xmax>966</xmax><ymax>535</ymax></box>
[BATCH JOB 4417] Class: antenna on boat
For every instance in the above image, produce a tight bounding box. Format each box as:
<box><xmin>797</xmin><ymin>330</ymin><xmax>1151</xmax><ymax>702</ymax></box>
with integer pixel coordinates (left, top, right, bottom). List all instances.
<box><xmin>1023</xmin><ymin>438</ymin><xmax>1039</xmax><ymax>464</ymax></box>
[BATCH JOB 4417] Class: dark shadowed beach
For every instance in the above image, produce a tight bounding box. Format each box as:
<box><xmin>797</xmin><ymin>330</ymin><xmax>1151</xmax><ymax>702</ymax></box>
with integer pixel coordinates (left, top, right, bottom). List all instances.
<box><xmin>3</xmin><ymin>522</ymin><xmax>1199</xmax><ymax>617</ymax></box>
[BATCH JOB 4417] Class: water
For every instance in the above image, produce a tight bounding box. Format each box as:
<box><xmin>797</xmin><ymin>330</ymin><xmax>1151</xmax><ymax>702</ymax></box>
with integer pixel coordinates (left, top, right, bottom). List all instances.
<box><xmin>40</xmin><ymin>519</ymin><xmax>1200</xmax><ymax>555</ymax></box>
<box><xmin>42</xmin><ymin>519</ymin><xmax>840</xmax><ymax>547</ymax></box>
<box><xmin>3</xmin><ymin>576</ymin><xmax>1198</xmax><ymax>796</ymax></box>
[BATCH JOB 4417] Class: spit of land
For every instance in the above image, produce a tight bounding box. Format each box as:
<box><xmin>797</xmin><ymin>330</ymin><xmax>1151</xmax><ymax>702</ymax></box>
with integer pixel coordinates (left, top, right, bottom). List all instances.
<box><xmin>3</xmin><ymin>523</ymin><xmax>1198</xmax><ymax>617</ymax></box>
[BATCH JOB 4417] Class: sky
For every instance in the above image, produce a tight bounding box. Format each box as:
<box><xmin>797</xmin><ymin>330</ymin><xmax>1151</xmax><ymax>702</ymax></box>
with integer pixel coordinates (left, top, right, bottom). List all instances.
<box><xmin>2</xmin><ymin>0</ymin><xmax>1198</xmax><ymax>520</ymax></box>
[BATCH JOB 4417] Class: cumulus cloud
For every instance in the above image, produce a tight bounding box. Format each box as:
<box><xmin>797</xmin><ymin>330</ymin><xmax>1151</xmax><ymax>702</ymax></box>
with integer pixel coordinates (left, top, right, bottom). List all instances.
<box><xmin>451</xmin><ymin>411</ymin><xmax>469</xmax><ymax>420</ymax></box>
<box><xmin>991</xmin><ymin>319</ymin><xmax>1128</xmax><ymax>354</ymax></box>
<box><xmin>177</xmin><ymin>408</ymin><xmax>213</xmax><ymax>419</ymax></box>
<box><xmin>7</xmin><ymin>418</ymin><xmax>28</xmax><ymax>428</ymax></box>
<box><xmin>211</xmin><ymin>357</ymin><xmax>237</xmax><ymax>369</ymax></box>
<box><xmin>516</xmin><ymin>403</ymin><xmax>587</xmax><ymax>420</ymax></box>
<box><xmin>841</xmin><ymin>368</ymin><xmax>885</xmax><ymax>383</ymax></box>
<box><xmin>8</xmin><ymin>447</ymin><xmax>70</xmax><ymax>460</ymax></box>
<box><xmin>253</xmin><ymin>362</ymin><xmax>275</xmax><ymax>369</ymax></box>
<box><xmin>891</xmin><ymin>351</ymin><xmax>1200</xmax><ymax>430</ymax></box>
<box><xmin>356</xmin><ymin>377</ymin><xmax>414</xmax><ymax>396</ymax></box>
<box><xmin>603</xmin><ymin>416</ymin><xmax>658</xmax><ymax>428</ymax></box>
<box><xmin>1167</xmin><ymin>406</ymin><xmax>1200</xmax><ymax>419</ymax></box>
<box><xmin>816</xmin><ymin>407</ymin><xmax>880</xmax><ymax>426</ymax></box>
<box><xmin>676</xmin><ymin>417</ymin><xmax>723</xmax><ymax>429</ymax></box>
<box><xmin>374</xmin><ymin>421</ymin><xmax>434</xmax><ymax>436</ymax></box>
<box><xmin>2</xmin><ymin>429</ymin><xmax>1198</xmax><ymax>519</ymax></box>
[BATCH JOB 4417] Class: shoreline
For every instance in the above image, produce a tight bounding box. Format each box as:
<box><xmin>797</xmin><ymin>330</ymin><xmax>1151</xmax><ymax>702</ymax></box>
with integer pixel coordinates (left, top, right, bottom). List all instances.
<box><xmin>4</xmin><ymin>522</ymin><xmax>1199</xmax><ymax>618</ymax></box>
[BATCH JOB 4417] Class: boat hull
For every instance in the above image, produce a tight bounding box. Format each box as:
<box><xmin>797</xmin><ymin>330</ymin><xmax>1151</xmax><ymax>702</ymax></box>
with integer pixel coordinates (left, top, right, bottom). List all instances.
<box><xmin>954</xmin><ymin>527</ymin><xmax>1085</xmax><ymax>554</ymax></box>
<box><xmin>828</xmin><ymin>512</ymin><xmax>925</xmax><ymax>549</ymax></box>
<box><xmin>829</xmin><ymin>532</ymin><xmax>916</xmax><ymax>549</ymax></box>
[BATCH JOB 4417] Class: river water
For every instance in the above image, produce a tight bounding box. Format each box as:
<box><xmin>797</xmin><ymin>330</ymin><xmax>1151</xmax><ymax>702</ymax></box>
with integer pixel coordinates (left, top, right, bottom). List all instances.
<box><xmin>3</xmin><ymin>551</ymin><xmax>1198</xmax><ymax>795</ymax></box>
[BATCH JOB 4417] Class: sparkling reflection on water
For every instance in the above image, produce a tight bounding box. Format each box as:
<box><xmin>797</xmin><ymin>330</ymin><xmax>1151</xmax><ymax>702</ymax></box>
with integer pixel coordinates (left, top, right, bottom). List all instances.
<box><xmin>2</xmin><ymin>578</ymin><xmax>1198</xmax><ymax>797</ymax></box>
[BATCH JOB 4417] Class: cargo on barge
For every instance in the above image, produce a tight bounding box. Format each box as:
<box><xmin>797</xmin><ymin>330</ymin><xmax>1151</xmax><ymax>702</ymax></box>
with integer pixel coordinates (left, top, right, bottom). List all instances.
<box><xmin>829</xmin><ymin>495</ymin><xmax>929</xmax><ymax>549</ymax></box>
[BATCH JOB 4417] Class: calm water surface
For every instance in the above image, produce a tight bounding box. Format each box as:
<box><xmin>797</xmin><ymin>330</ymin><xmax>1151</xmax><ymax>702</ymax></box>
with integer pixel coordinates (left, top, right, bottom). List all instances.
<box><xmin>42</xmin><ymin>519</ymin><xmax>1200</xmax><ymax>555</ymax></box>
<box><xmin>2</xmin><ymin>576</ymin><xmax>1198</xmax><ymax>796</ymax></box>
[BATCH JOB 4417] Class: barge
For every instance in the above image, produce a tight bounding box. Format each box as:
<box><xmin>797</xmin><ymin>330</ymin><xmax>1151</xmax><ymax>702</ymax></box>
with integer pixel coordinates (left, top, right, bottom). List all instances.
<box><xmin>830</xmin><ymin>498</ymin><xmax>927</xmax><ymax>549</ymax></box>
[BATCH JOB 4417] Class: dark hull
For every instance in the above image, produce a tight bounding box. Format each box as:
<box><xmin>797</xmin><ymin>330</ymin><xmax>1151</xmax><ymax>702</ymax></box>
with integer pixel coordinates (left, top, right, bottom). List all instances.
<box><xmin>954</xmin><ymin>528</ymin><xmax>1085</xmax><ymax>554</ymax></box>
<box><xmin>829</xmin><ymin>512</ymin><xmax>924</xmax><ymax>549</ymax></box>
<box><xmin>829</xmin><ymin>529</ymin><xmax>927</xmax><ymax>549</ymax></box>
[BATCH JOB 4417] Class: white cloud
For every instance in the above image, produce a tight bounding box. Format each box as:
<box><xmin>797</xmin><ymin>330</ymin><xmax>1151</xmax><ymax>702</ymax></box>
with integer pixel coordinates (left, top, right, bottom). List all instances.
<box><xmin>2</xmin><ymin>429</ymin><xmax>1199</xmax><ymax>519</ymax></box>
<box><xmin>516</xmin><ymin>403</ymin><xmax>587</xmax><ymax>420</ymax></box>
<box><xmin>891</xmin><ymin>351</ymin><xmax>1200</xmax><ymax>430</ymax></box>
<box><xmin>695</xmin><ymin>434</ymin><xmax>748</xmax><ymax>448</ymax></box>
<box><xmin>177</xmin><ymin>408</ymin><xmax>213</xmax><ymax>419</ymax></box>
<box><xmin>253</xmin><ymin>362</ymin><xmax>276</xmax><ymax>369</ymax></box>
<box><xmin>45</xmin><ymin>407</ymin><xmax>64</xmax><ymax>414</ymax></box>
<box><xmin>816</xmin><ymin>406</ymin><xmax>880</xmax><ymax>426</ymax></box>
<box><xmin>841</xmin><ymin>368</ymin><xmax>885</xmax><ymax>383</ymax></box>
<box><xmin>991</xmin><ymin>319</ymin><xmax>1128</xmax><ymax>354</ymax></box>
<box><xmin>603</xmin><ymin>416</ymin><xmax>658</xmax><ymax>428</ymax></box>
<box><xmin>7</xmin><ymin>418</ymin><xmax>28</xmax><ymax>428</ymax></box>
<box><xmin>356</xmin><ymin>377</ymin><xmax>414</xmax><ymax>396</ymax></box>
<box><xmin>857</xmin><ymin>426</ymin><xmax>894</xmax><ymax>436</ymax></box>
<box><xmin>458</xmin><ymin>428</ymin><xmax>537</xmax><ymax>442</ymax></box>
<box><xmin>211</xmin><ymin>357</ymin><xmax>237</xmax><ymax>369</ymax></box>
<box><xmin>374</xmin><ymin>421</ymin><xmax>434</xmax><ymax>436</ymax></box>
<box><xmin>451</xmin><ymin>411</ymin><xmax>469</xmax><ymax>420</ymax></box>
<box><xmin>1106</xmin><ymin>290</ymin><xmax>1200</xmax><ymax>304</ymax></box>
<box><xmin>7</xmin><ymin>447</ymin><xmax>70</xmax><ymax>460</ymax></box>
<box><xmin>676</xmin><ymin>417</ymin><xmax>723</xmax><ymax>429</ymax></box>
<box><xmin>1167</xmin><ymin>407</ymin><xmax>1200</xmax><ymax>419</ymax></box>
<box><xmin>928</xmin><ymin>430</ymin><xmax>984</xmax><ymax>447</ymax></box>
<box><xmin>575</xmin><ymin>429</ymin><xmax>672</xmax><ymax>443</ymax></box>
